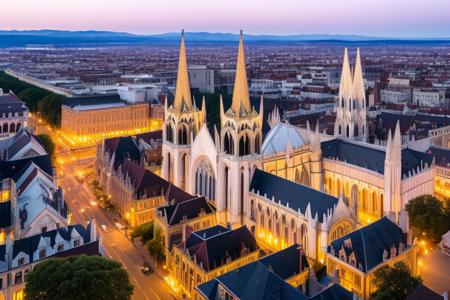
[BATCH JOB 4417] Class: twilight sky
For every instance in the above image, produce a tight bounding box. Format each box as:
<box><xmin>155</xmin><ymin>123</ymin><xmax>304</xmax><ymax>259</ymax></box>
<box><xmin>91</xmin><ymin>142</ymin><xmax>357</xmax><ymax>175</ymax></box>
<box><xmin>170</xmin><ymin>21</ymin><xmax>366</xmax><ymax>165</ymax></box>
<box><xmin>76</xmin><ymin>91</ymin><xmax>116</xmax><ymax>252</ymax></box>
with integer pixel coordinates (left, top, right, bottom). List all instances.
<box><xmin>2</xmin><ymin>0</ymin><xmax>450</xmax><ymax>37</ymax></box>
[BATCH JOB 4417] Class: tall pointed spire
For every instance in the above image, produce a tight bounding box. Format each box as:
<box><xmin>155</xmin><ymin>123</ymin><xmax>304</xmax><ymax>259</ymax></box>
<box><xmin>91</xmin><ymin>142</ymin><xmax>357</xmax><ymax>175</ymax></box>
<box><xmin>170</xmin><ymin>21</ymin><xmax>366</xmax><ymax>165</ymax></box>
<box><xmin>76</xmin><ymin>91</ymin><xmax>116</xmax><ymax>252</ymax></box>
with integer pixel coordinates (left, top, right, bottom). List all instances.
<box><xmin>339</xmin><ymin>48</ymin><xmax>353</xmax><ymax>102</ymax></box>
<box><xmin>352</xmin><ymin>48</ymin><xmax>365</xmax><ymax>104</ymax></box>
<box><xmin>173</xmin><ymin>29</ymin><xmax>192</xmax><ymax>111</ymax></box>
<box><xmin>231</xmin><ymin>30</ymin><xmax>251</xmax><ymax>114</ymax></box>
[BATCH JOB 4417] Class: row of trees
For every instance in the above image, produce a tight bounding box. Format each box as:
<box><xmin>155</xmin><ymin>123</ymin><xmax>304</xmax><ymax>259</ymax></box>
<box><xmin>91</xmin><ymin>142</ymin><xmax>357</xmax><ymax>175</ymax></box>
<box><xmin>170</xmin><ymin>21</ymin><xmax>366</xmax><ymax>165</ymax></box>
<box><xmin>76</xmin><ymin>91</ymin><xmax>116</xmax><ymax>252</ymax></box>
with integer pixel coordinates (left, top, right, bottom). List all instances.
<box><xmin>130</xmin><ymin>221</ymin><xmax>165</xmax><ymax>264</ymax></box>
<box><xmin>0</xmin><ymin>71</ymin><xmax>66</xmax><ymax>127</ymax></box>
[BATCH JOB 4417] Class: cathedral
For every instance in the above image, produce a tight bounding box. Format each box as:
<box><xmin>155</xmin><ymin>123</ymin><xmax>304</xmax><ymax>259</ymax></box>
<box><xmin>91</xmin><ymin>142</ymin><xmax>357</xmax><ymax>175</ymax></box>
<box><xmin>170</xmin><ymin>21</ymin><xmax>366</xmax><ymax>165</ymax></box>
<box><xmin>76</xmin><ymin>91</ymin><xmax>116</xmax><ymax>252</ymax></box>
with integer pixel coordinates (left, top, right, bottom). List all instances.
<box><xmin>161</xmin><ymin>30</ymin><xmax>435</xmax><ymax>260</ymax></box>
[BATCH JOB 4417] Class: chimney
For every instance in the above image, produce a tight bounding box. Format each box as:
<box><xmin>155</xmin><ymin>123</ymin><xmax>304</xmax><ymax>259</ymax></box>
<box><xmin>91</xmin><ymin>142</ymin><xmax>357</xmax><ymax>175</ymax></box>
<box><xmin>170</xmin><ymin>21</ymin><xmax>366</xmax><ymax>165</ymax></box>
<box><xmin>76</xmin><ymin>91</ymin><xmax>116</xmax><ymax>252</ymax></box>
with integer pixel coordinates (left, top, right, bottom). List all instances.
<box><xmin>182</xmin><ymin>223</ymin><xmax>187</xmax><ymax>243</ymax></box>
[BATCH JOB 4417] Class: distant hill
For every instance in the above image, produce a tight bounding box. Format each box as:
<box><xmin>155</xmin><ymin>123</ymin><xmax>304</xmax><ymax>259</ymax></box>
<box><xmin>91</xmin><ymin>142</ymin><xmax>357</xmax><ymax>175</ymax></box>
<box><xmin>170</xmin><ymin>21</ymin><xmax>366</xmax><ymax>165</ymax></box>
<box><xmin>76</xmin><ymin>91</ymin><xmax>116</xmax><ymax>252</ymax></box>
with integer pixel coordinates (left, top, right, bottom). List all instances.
<box><xmin>0</xmin><ymin>30</ymin><xmax>449</xmax><ymax>47</ymax></box>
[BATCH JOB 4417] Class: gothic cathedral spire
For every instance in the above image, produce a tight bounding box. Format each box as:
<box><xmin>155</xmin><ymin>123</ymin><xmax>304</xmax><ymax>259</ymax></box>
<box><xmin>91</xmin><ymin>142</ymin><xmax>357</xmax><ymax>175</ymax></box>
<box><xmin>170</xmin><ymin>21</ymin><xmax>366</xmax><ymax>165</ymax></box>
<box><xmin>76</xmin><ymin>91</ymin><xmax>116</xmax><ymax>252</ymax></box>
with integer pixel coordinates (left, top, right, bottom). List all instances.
<box><xmin>173</xmin><ymin>29</ymin><xmax>192</xmax><ymax>111</ymax></box>
<box><xmin>231</xmin><ymin>30</ymin><xmax>251</xmax><ymax>115</ymax></box>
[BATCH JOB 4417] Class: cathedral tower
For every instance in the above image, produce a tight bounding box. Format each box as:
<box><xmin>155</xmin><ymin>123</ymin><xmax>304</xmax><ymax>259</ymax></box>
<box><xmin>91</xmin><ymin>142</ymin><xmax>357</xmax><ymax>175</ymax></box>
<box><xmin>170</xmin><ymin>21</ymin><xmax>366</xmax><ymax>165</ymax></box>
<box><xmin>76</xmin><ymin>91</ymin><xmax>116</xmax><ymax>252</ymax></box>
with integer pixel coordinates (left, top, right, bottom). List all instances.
<box><xmin>162</xmin><ymin>30</ymin><xmax>206</xmax><ymax>189</ymax></box>
<box><xmin>216</xmin><ymin>31</ymin><xmax>263</xmax><ymax>226</ymax></box>
<box><xmin>334</xmin><ymin>48</ymin><xmax>367</xmax><ymax>141</ymax></box>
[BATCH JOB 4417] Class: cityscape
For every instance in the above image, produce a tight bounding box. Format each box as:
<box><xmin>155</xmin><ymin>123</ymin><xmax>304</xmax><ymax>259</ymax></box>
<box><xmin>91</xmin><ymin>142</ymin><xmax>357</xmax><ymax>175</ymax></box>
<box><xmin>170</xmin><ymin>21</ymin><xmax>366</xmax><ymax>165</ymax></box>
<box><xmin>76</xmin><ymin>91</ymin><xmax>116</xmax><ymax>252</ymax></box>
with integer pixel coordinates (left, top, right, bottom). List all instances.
<box><xmin>0</xmin><ymin>1</ymin><xmax>450</xmax><ymax>300</ymax></box>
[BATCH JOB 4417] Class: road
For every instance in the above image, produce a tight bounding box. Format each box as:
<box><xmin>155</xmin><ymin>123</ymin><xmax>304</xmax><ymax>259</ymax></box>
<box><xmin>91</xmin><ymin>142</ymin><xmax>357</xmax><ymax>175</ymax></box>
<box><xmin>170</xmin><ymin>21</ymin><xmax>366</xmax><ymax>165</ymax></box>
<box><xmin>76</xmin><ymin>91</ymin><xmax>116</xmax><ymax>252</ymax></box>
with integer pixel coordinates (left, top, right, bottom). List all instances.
<box><xmin>58</xmin><ymin>157</ymin><xmax>175</xmax><ymax>300</ymax></box>
<box><xmin>32</xmin><ymin>117</ymin><xmax>175</xmax><ymax>299</ymax></box>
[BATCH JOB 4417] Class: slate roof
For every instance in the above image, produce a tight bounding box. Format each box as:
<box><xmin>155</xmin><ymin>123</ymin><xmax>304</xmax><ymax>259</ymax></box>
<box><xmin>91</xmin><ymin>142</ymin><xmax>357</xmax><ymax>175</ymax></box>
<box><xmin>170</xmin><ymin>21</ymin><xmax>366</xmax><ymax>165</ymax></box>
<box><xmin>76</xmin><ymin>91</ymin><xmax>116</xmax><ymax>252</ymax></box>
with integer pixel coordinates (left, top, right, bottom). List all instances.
<box><xmin>321</xmin><ymin>139</ymin><xmax>434</xmax><ymax>177</ymax></box>
<box><xmin>104</xmin><ymin>136</ymin><xmax>141</xmax><ymax>169</ymax></box>
<box><xmin>427</xmin><ymin>146</ymin><xmax>450</xmax><ymax>168</ymax></box>
<box><xmin>119</xmin><ymin>159</ymin><xmax>168</xmax><ymax>199</ymax></box>
<box><xmin>197</xmin><ymin>244</ymin><xmax>352</xmax><ymax>300</ymax></box>
<box><xmin>405</xmin><ymin>284</ymin><xmax>444</xmax><ymax>300</ymax></box>
<box><xmin>157</xmin><ymin>196</ymin><xmax>215</xmax><ymax>226</ymax></box>
<box><xmin>164</xmin><ymin>182</ymin><xmax>195</xmax><ymax>204</ymax></box>
<box><xmin>250</xmin><ymin>169</ymin><xmax>338</xmax><ymax>222</ymax></box>
<box><xmin>64</xmin><ymin>94</ymin><xmax>123</xmax><ymax>108</ymax></box>
<box><xmin>0</xmin><ymin>93</ymin><xmax>26</xmax><ymax>114</ymax></box>
<box><xmin>12</xmin><ymin>224</ymin><xmax>91</xmax><ymax>261</ymax></box>
<box><xmin>0</xmin><ymin>155</ymin><xmax>53</xmax><ymax>181</ymax></box>
<box><xmin>327</xmin><ymin>217</ymin><xmax>407</xmax><ymax>273</ymax></box>
<box><xmin>181</xmin><ymin>225</ymin><xmax>258</xmax><ymax>272</ymax></box>
<box><xmin>0</xmin><ymin>201</ymin><xmax>11</xmax><ymax>228</ymax></box>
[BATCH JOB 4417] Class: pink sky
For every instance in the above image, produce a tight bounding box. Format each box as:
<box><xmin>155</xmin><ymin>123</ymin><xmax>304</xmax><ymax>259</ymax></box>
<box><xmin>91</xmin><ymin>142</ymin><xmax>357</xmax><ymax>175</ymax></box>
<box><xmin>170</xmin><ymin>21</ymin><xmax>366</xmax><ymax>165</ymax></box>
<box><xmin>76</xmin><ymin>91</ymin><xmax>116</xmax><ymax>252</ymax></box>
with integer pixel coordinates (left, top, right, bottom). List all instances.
<box><xmin>2</xmin><ymin>0</ymin><xmax>450</xmax><ymax>37</ymax></box>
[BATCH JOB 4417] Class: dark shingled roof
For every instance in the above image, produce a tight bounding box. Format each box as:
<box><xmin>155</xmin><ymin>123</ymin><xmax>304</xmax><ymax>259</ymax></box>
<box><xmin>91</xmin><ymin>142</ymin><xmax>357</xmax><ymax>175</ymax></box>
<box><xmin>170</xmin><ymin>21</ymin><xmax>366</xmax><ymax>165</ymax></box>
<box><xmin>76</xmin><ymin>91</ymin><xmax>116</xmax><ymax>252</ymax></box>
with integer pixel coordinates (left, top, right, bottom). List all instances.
<box><xmin>12</xmin><ymin>224</ymin><xmax>91</xmax><ymax>261</ymax></box>
<box><xmin>250</xmin><ymin>169</ymin><xmax>338</xmax><ymax>222</ymax></box>
<box><xmin>136</xmin><ymin>130</ymin><xmax>162</xmax><ymax>144</ymax></box>
<box><xmin>157</xmin><ymin>196</ymin><xmax>215</xmax><ymax>226</ymax></box>
<box><xmin>197</xmin><ymin>244</ymin><xmax>351</xmax><ymax>300</ymax></box>
<box><xmin>164</xmin><ymin>183</ymin><xmax>195</xmax><ymax>204</ymax></box>
<box><xmin>119</xmin><ymin>159</ymin><xmax>168</xmax><ymax>199</ymax></box>
<box><xmin>0</xmin><ymin>93</ymin><xmax>26</xmax><ymax>114</ymax></box>
<box><xmin>182</xmin><ymin>225</ymin><xmax>258</xmax><ymax>272</ymax></box>
<box><xmin>327</xmin><ymin>217</ymin><xmax>407</xmax><ymax>273</ymax></box>
<box><xmin>405</xmin><ymin>284</ymin><xmax>444</xmax><ymax>300</ymax></box>
<box><xmin>0</xmin><ymin>201</ymin><xmax>11</xmax><ymax>228</ymax></box>
<box><xmin>427</xmin><ymin>146</ymin><xmax>450</xmax><ymax>168</ymax></box>
<box><xmin>321</xmin><ymin>139</ymin><xmax>434</xmax><ymax>177</ymax></box>
<box><xmin>64</xmin><ymin>94</ymin><xmax>123</xmax><ymax>108</ymax></box>
<box><xmin>0</xmin><ymin>155</ymin><xmax>53</xmax><ymax>180</ymax></box>
<box><xmin>104</xmin><ymin>136</ymin><xmax>141</xmax><ymax>169</ymax></box>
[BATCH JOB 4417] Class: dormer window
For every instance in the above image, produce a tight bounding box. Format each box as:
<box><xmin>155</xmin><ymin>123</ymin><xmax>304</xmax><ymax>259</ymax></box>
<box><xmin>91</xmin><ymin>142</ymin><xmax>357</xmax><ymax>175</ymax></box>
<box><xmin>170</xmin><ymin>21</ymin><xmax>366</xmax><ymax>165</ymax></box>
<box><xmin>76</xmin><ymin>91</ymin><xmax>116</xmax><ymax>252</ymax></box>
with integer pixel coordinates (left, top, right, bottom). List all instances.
<box><xmin>57</xmin><ymin>244</ymin><xmax>64</xmax><ymax>252</ymax></box>
<box><xmin>74</xmin><ymin>239</ymin><xmax>81</xmax><ymax>247</ymax></box>
<box><xmin>39</xmin><ymin>249</ymin><xmax>46</xmax><ymax>259</ymax></box>
<box><xmin>18</xmin><ymin>257</ymin><xmax>25</xmax><ymax>266</ymax></box>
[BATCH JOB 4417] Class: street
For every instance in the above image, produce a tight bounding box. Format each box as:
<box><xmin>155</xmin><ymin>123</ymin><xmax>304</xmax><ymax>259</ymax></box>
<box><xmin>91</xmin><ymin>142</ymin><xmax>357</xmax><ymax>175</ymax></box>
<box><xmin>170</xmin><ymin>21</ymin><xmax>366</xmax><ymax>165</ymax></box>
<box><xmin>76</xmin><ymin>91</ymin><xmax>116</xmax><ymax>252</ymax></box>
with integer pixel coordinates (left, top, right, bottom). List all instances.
<box><xmin>33</xmin><ymin>117</ymin><xmax>175</xmax><ymax>300</ymax></box>
<box><xmin>58</xmin><ymin>155</ymin><xmax>175</xmax><ymax>300</ymax></box>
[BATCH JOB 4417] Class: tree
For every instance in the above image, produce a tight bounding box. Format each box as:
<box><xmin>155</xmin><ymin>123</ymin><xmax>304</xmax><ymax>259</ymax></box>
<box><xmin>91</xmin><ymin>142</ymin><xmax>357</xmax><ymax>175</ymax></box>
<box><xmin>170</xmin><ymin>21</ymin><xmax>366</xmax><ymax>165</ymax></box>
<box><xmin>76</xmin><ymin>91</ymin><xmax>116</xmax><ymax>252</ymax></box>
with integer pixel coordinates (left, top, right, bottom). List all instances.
<box><xmin>147</xmin><ymin>227</ymin><xmax>165</xmax><ymax>264</ymax></box>
<box><xmin>372</xmin><ymin>261</ymin><xmax>421</xmax><ymax>300</ymax></box>
<box><xmin>25</xmin><ymin>255</ymin><xmax>133</xmax><ymax>300</ymax></box>
<box><xmin>37</xmin><ymin>134</ymin><xmax>55</xmax><ymax>158</ymax></box>
<box><xmin>131</xmin><ymin>221</ymin><xmax>154</xmax><ymax>243</ymax></box>
<box><xmin>406</xmin><ymin>195</ymin><xmax>450</xmax><ymax>243</ymax></box>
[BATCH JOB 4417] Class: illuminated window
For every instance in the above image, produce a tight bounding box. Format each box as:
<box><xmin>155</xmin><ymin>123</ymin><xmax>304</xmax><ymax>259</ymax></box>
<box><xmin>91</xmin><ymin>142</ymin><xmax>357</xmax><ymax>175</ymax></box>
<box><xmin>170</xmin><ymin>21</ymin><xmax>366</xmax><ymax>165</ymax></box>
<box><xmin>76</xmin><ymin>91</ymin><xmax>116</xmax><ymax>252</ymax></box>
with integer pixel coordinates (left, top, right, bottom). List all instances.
<box><xmin>39</xmin><ymin>249</ymin><xmax>46</xmax><ymax>259</ymax></box>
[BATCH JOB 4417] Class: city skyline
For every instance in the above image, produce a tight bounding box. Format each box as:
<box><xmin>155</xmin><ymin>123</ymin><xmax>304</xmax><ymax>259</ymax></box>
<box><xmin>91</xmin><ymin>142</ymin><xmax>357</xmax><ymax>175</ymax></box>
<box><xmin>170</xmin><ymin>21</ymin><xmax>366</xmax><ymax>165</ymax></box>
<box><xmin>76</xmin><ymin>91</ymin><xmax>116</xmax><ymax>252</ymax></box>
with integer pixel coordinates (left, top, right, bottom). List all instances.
<box><xmin>2</xmin><ymin>0</ymin><xmax>450</xmax><ymax>38</ymax></box>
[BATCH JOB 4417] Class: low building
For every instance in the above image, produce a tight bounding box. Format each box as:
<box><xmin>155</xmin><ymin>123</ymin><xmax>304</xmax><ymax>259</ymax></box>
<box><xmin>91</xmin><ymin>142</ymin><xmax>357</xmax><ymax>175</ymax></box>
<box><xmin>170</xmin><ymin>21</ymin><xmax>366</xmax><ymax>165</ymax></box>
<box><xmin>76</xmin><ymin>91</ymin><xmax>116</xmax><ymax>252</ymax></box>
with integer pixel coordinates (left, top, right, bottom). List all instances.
<box><xmin>61</xmin><ymin>95</ymin><xmax>160</xmax><ymax>148</ymax></box>
<box><xmin>413</xmin><ymin>88</ymin><xmax>445</xmax><ymax>107</ymax></box>
<box><xmin>172</xmin><ymin>225</ymin><xmax>259</xmax><ymax>298</ymax></box>
<box><xmin>0</xmin><ymin>222</ymin><xmax>101</xmax><ymax>300</ymax></box>
<box><xmin>195</xmin><ymin>244</ymin><xmax>353</xmax><ymax>300</ymax></box>
<box><xmin>110</xmin><ymin>159</ymin><xmax>169</xmax><ymax>226</ymax></box>
<box><xmin>0</xmin><ymin>93</ymin><xmax>29</xmax><ymax>140</ymax></box>
<box><xmin>380</xmin><ymin>88</ymin><xmax>411</xmax><ymax>104</ymax></box>
<box><xmin>155</xmin><ymin>195</ymin><xmax>216</xmax><ymax>265</ymax></box>
<box><xmin>136</xmin><ymin>130</ymin><xmax>163</xmax><ymax>173</ymax></box>
<box><xmin>326</xmin><ymin>217</ymin><xmax>418</xmax><ymax>299</ymax></box>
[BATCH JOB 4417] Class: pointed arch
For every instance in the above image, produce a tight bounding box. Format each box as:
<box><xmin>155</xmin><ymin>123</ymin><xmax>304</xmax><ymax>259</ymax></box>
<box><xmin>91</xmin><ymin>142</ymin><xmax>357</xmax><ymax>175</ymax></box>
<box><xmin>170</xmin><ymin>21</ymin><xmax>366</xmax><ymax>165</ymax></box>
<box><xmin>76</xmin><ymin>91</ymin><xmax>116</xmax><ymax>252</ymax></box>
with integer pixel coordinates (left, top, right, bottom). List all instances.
<box><xmin>224</xmin><ymin>131</ymin><xmax>235</xmax><ymax>155</ymax></box>
<box><xmin>239</xmin><ymin>133</ymin><xmax>251</xmax><ymax>156</ymax></box>
<box><xmin>166</xmin><ymin>123</ymin><xmax>174</xmax><ymax>143</ymax></box>
<box><xmin>10</xmin><ymin>123</ymin><xmax>15</xmax><ymax>133</ymax></box>
<box><xmin>346</xmin><ymin>125</ymin><xmax>350</xmax><ymax>138</ymax></box>
<box><xmin>2</xmin><ymin>123</ymin><xmax>7</xmax><ymax>133</ymax></box>
<box><xmin>354</xmin><ymin>125</ymin><xmax>359</xmax><ymax>137</ymax></box>
<box><xmin>178</xmin><ymin>124</ymin><xmax>189</xmax><ymax>145</ymax></box>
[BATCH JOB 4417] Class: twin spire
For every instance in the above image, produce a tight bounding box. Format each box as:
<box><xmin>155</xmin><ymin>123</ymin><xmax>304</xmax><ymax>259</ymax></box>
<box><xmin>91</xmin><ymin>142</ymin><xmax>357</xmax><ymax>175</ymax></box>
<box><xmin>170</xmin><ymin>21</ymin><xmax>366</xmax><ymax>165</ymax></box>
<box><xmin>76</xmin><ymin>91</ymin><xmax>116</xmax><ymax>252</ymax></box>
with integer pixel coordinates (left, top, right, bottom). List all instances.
<box><xmin>173</xmin><ymin>29</ymin><xmax>252</xmax><ymax>116</ymax></box>
<box><xmin>173</xmin><ymin>29</ymin><xmax>193</xmax><ymax>111</ymax></box>
<box><xmin>231</xmin><ymin>30</ymin><xmax>251</xmax><ymax>114</ymax></box>
<box><xmin>339</xmin><ymin>48</ymin><xmax>365</xmax><ymax>103</ymax></box>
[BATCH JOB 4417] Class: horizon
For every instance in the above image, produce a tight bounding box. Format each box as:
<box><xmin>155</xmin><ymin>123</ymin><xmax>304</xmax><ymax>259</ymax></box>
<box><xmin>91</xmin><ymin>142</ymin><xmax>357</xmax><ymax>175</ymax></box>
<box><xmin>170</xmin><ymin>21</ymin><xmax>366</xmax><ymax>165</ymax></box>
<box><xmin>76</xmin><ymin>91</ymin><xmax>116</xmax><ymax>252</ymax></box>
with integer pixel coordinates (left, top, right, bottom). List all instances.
<box><xmin>1</xmin><ymin>0</ymin><xmax>450</xmax><ymax>38</ymax></box>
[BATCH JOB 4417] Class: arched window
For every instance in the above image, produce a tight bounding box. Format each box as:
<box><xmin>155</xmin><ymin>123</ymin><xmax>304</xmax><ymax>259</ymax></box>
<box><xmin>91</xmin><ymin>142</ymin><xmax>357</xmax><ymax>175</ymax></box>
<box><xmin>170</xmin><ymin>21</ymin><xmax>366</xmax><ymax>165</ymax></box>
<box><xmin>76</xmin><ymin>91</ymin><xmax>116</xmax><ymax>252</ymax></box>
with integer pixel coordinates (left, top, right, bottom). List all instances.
<box><xmin>354</xmin><ymin>125</ymin><xmax>359</xmax><ymax>137</ymax></box>
<box><xmin>372</xmin><ymin>192</ymin><xmax>377</xmax><ymax>213</ymax></box>
<box><xmin>300</xmin><ymin>167</ymin><xmax>310</xmax><ymax>187</ymax></box>
<box><xmin>2</xmin><ymin>123</ymin><xmax>7</xmax><ymax>133</ymax></box>
<box><xmin>224</xmin><ymin>132</ymin><xmax>234</xmax><ymax>155</ymax></box>
<box><xmin>239</xmin><ymin>134</ymin><xmax>251</xmax><ymax>156</ymax></box>
<box><xmin>178</xmin><ymin>125</ymin><xmax>188</xmax><ymax>145</ymax></box>
<box><xmin>10</xmin><ymin>123</ymin><xmax>15</xmax><ymax>133</ymax></box>
<box><xmin>16</xmin><ymin>123</ymin><xmax>21</xmax><ymax>132</ymax></box>
<box><xmin>195</xmin><ymin>159</ymin><xmax>215</xmax><ymax>201</ymax></box>
<box><xmin>166</xmin><ymin>124</ymin><xmax>174</xmax><ymax>143</ymax></box>
<box><xmin>255</xmin><ymin>134</ymin><xmax>260</xmax><ymax>154</ymax></box>
<box><xmin>301</xmin><ymin>224</ymin><xmax>308</xmax><ymax>252</ymax></box>
<box><xmin>346</xmin><ymin>125</ymin><xmax>350</xmax><ymax>138</ymax></box>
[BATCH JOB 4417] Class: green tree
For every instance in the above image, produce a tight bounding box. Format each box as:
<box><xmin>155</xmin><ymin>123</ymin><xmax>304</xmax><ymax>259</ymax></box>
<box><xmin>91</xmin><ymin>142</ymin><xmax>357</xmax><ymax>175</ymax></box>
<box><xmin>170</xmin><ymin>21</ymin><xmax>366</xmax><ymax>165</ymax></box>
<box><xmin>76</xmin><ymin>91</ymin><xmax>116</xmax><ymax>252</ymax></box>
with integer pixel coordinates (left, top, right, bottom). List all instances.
<box><xmin>147</xmin><ymin>227</ymin><xmax>165</xmax><ymax>264</ymax></box>
<box><xmin>131</xmin><ymin>221</ymin><xmax>154</xmax><ymax>243</ymax></box>
<box><xmin>36</xmin><ymin>134</ymin><xmax>55</xmax><ymax>158</ymax></box>
<box><xmin>372</xmin><ymin>261</ymin><xmax>421</xmax><ymax>300</ymax></box>
<box><xmin>406</xmin><ymin>195</ymin><xmax>450</xmax><ymax>243</ymax></box>
<box><xmin>24</xmin><ymin>255</ymin><xmax>134</xmax><ymax>300</ymax></box>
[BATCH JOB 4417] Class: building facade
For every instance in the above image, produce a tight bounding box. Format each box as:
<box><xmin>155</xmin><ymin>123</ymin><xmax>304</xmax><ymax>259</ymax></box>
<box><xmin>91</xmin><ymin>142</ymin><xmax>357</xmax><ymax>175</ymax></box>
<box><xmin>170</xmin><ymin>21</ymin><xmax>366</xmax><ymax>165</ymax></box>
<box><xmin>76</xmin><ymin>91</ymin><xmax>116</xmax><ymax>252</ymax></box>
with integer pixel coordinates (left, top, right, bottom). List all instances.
<box><xmin>0</xmin><ymin>93</ymin><xmax>29</xmax><ymax>141</ymax></box>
